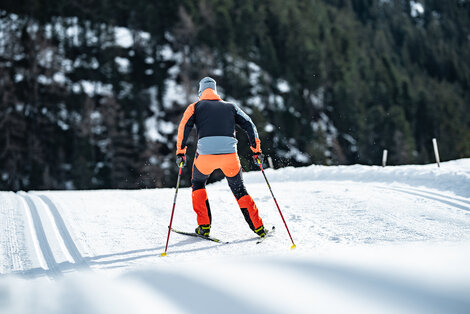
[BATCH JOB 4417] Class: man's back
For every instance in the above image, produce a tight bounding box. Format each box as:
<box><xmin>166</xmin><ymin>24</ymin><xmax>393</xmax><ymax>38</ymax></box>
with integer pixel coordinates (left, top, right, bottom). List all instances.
<box><xmin>177</xmin><ymin>88</ymin><xmax>260</xmax><ymax>156</ymax></box>
<box><xmin>194</xmin><ymin>99</ymin><xmax>236</xmax><ymax>139</ymax></box>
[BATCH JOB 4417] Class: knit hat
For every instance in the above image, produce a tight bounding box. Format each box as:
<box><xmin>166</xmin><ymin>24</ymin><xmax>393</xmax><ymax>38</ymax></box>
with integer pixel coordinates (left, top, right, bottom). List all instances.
<box><xmin>198</xmin><ymin>77</ymin><xmax>217</xmax><ymax>97</ymax></box>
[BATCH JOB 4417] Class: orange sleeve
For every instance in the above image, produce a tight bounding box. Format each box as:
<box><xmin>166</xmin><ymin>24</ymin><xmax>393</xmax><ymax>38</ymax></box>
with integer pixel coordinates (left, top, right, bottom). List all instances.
<box><xmin>176</xmin><ymin>103</ymin><xmax>196</xmax><ymax>155</ymax></box>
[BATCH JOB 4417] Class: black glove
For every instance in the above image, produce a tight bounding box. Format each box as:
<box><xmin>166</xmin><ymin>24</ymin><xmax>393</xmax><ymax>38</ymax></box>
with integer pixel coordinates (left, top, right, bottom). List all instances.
<box><xmin>252</xmin><ymin>153</ymin><xmax>264</xmax><ymax>166</ymax></box>
<box><xmin>176</xmin><ymin>154</ymin><xmax>186</xmax><ymax>168</ymax></box>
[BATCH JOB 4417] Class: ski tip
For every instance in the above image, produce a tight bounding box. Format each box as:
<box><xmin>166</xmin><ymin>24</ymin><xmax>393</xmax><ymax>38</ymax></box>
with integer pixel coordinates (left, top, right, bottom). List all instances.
<box><xmin>290</xmin><ymin>244</ymin><xmax>297</xmax><ymax>250</ymax></box>
<box><xmin>160</xmin><ymin>252</ymin><xmax>167</xmax><ymax>257</ymax></box>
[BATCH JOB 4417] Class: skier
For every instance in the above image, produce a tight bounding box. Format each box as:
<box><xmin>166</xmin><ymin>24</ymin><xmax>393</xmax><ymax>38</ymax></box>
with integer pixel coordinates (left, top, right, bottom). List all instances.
<box><xmin>176</xmin><ymin>77</ymin><xmax>267</xmax><ymax>238</ymax></box>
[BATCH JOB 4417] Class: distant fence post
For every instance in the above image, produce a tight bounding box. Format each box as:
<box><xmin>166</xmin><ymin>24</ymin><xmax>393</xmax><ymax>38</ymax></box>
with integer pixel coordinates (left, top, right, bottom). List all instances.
<box><xmin>432</xmin><ymin>138</ymin><xmax>440</xmax><ymax>168</ymax></box>
<box><xmin>382</xmin><ymin>149</ymin><xmax>388</xmax><ymax>167</ymax></box>
<box><xmin>267</xmin><ymin>156</ymin><xmax>274</xmax><ymax>169</ymax></box>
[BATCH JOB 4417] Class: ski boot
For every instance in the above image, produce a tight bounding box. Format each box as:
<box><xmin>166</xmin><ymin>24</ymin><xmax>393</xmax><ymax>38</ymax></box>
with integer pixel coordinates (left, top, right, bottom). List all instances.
<box><xmin>254</xmin><ymin>225</ymin><xmax>267</xmax><ymax>237</ymax></box>
<box><xmin>195</xmin><ymin>224</ymin><xmax>211</xmax><ymax>237</ymax></box>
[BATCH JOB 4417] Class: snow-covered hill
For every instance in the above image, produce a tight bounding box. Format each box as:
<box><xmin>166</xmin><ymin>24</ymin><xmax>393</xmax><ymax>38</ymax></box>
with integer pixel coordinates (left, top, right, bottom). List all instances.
<box><xmin>1</xmin><ymin>160</ymin><xmax>470</xmax><ymax>314</ymax></box>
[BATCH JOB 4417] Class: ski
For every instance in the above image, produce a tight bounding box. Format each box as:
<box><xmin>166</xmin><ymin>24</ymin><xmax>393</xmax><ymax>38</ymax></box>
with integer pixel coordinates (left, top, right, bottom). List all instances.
<box><xmin>256</xmin><ymin>226</ymin><xmax>276</xmax><ymax>244</ymax></box>
<box><xmin>171</xmin><ymin>228</ymin><xmax>228</xmax><ymax>244</ymax></box>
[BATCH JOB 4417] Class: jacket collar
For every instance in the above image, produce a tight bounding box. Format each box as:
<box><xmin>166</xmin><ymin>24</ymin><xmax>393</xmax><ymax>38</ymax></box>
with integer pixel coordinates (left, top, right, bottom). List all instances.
<box><xmin>199</xmin><ymin>88</ymin><xmax>222</xmax><ymax>101</ymax></box>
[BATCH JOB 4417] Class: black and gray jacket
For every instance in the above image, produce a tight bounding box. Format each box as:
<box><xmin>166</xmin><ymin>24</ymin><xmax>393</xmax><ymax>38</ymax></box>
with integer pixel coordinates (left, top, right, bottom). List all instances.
<box><xmin>176</xmin><ymin>89</ymin><xmax>261</xmax><ymax>155</ymax></box>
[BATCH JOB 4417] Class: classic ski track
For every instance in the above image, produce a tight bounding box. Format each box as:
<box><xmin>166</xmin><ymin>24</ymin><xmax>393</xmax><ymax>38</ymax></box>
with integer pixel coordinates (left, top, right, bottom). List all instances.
<box><xmin>2</xmin><ymin>193</ymin><xmax>23</xmax><ymax>273</ymax></box>
<box><xmin>405</xmin><ymin>186</ymin><xmax>470</xmax><ymax>206</ymax></box>
<box><xmin>389</xmin><ymin>187</ymin><xmax>470</xmax><ymax>212</ymax></box>
<box><xmin>375</xmin><ymin>185</ymin><xmax>470</xmax><ymax>213</ymax></box>
<box><xmin>18</xmin><ymin>192</ymin><xmax>91</xmax><ymax>279</ymax></box>
<box><xmin>19</xmin><ymin>193</ymin><xmax>62</xmax><ymax>279</ymax></box>
<box><xmin>9</xmin><ymin>195</ymin><xmax>24</xmax><ymax>271</ymax></box>
<box><xmin>36</xmin><ymin>194</ymin><xmax>90</xmax><ymax>269</ymax></box>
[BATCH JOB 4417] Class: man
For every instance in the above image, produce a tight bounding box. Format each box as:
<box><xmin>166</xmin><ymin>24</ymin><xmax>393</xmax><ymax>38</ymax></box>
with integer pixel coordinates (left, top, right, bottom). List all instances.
<box><xmin>176</xmin><ymin>77</ymin><xmax>267</xmax><ymax>238</ymax></box>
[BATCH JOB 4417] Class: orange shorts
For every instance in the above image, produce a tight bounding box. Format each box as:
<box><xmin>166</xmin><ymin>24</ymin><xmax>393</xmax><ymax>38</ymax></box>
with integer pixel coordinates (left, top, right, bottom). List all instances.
<box><xmin>193</xmin><ymin>153</ymin><xmax>241</xmax><ymax>177</ymax></box>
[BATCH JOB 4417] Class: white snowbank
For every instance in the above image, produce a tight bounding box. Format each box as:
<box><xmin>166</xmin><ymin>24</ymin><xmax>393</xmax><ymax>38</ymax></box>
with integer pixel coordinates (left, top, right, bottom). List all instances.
<box><xmin>241</xmin><ymin>159</ymin><xmax>470</xmax><ymax>198</ymax></box>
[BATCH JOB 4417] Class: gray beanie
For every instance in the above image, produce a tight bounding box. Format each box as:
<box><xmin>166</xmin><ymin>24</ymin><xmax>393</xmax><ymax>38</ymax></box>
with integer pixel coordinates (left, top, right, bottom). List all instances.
<box><xmin>198</xmin><ymin>77</ymin><xmax>217</xmax><ymax>97</ymax></box>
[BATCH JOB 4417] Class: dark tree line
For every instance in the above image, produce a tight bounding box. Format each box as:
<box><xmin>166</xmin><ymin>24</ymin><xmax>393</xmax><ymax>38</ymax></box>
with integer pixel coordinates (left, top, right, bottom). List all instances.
<box><xmin>0</xmin><ymin>0</ymin><xmax>469</xmax><ymax>190</ymax></box>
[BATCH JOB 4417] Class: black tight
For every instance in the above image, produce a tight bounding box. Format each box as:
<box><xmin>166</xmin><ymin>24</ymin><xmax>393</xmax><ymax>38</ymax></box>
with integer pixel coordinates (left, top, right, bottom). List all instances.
<box><xmin>192</xmin><ymin>166</ymin><xmax>248</xmax><ymax>200</ymax></box>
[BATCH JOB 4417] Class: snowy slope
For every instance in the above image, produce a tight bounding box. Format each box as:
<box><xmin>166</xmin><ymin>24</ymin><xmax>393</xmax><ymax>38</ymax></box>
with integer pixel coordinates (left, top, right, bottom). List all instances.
<box><xmin>1</xmin><ymin>159</ymin><xmax>470</xmax><ymax>314</ymax></box>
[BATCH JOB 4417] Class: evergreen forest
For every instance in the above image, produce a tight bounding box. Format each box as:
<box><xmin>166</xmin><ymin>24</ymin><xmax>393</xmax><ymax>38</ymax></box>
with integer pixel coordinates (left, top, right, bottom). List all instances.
<box><xmin>0</xmin><ymin>0</ymin><xmax>469</xmax><ymax>190</ymax></box>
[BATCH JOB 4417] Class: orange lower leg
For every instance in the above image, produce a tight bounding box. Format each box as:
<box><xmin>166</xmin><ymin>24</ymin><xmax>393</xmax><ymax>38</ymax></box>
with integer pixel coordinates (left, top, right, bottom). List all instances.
<box><xmin>237</xmin><ymin>195</ymin><xmax>263</xmax><ymax>230</ymax></box>
<box><xmin>192</xmin><ymin>189</ymin><xmax>211</xmax><ymax>225</ymax></box>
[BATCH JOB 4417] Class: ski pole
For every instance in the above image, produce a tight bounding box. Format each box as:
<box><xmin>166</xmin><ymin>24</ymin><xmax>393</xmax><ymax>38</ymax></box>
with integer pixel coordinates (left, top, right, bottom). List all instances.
<box><xmin>161</xmin><ymin>161</ymin><xmax>184</xmax><ymax>257</ymax></box>
<box><xmin>256</xmin><ymin>157</ymin><xmax>296</xmax><ymax>250</ymax></box>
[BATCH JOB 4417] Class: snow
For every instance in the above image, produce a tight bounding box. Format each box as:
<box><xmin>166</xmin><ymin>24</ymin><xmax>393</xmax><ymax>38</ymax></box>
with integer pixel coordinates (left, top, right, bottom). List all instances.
<box><xmin>163</xmin><ymin>76</ymin><xmax>187</xmax><ymax>108</ymax></box>
<box><xmin>1</xmin><ymin>159</ymin><xmax>470</xmax><ymax>313</ymax></box>
<box><xmin>115</xmin><ymin>57</ymin><xmax>131</xmax><ymax>73</ymax></box>
<box><xmin>71</xmin><ymin>81</ymin><xmax>113</xmax><ymax>97</ymax></box>
<box><xmin>411</xmin><ymin>1</ymin><xmax>425</xmax><ymax>17</ymax></box>
<box><xmin>159</xmin><ymin>44</ymin><xmax>174</xmax><ymax>61</ymax></box>
<box><xmin>279</xmin><ymin>146</ymin><xmax>311</xmax><ymax>163</ymax></box>
<box><xmin>52</xmin><ymin>72</ymin><xmax>67</xmax><ymax>84</ymax></box>
<box><xmin>114</xmin><ymin>26</ymin><xmax>150</xmax><ymax>49</ymax></box>
<box><xmin>37</xmin><ymin>74</ymin><xmax>52</xmax><ymax>85</ymax></box>
<box><xmin>14</xmin><ymin>73</ymin><xmax>24</xmax><ymax>83</ymax></box>
<box><xmin>277</xmin><ymin>79</ymin><xmax>291</xmax><ymax>93</ymax></box>
<box><xmin>264</xmin><ymin>123</ymin><xmax>275</xmax><ymax>132</ymax></box>
<box><xmin>145</xmin><ymin>118</ymin><xmax>165</xmax><ymax>142</ymax></box>
<box><xmin>115</xmin><ymin>27</ymin><xmax>133</xmax><ymax>48</ymax></box>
